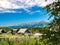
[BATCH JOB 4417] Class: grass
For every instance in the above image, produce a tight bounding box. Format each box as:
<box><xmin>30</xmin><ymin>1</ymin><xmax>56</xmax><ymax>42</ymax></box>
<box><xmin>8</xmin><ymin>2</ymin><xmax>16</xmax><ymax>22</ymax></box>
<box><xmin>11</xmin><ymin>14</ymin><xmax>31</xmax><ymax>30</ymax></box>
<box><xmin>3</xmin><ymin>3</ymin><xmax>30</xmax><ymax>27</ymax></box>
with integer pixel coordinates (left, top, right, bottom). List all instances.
<box><xmin>0</xmin><ymin>34</ymin><xmax>60</xmax><ymax>45</ymax></box>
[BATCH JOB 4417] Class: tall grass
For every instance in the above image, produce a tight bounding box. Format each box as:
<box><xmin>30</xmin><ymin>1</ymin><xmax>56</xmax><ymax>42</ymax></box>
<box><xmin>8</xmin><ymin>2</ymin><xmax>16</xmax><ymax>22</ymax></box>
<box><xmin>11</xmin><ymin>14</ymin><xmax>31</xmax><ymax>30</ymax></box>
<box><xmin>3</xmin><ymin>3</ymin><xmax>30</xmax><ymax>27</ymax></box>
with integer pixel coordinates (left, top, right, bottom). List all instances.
<box><xmin>0</xmin><ymin>37</ymin><xmax>44</xmax><ymax>45</ymax></box>
<box><xmin>0</xmin><ymin>34</ymin><xmax>60</xmax><ymax>45</ymax></box>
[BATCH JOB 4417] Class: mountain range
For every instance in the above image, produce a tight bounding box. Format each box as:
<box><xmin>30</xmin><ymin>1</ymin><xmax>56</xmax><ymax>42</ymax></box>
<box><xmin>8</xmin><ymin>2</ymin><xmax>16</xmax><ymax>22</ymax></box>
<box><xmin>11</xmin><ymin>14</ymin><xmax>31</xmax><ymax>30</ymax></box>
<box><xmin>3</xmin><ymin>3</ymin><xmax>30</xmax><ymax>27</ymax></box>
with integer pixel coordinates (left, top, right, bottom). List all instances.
<box><xmin>9</xmin><ymin>20</ymin><xmax>49</xmax><ymax>28</ymax></box>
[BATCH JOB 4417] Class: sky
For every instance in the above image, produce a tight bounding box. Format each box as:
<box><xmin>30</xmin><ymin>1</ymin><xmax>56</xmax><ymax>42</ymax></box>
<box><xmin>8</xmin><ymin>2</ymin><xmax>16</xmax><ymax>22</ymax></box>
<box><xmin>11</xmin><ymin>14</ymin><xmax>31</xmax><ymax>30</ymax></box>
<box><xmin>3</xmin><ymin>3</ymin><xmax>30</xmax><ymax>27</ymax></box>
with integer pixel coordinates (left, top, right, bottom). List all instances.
<box><xmin>0</xmin><ymin>0</ymin><xmax>56</xmax><ymax>26</ymax></box>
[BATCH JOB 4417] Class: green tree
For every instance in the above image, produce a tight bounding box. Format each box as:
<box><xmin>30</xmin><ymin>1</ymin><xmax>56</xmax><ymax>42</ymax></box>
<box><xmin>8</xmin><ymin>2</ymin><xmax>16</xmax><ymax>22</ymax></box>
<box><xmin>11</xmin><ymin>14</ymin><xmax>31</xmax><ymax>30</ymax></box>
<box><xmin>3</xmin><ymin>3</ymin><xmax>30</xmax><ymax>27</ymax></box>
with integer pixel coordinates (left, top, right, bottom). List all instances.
<box><xmin>41</xmin><ymin>0</ymin><xmax>60</xmax><ymax>44</ymax></box>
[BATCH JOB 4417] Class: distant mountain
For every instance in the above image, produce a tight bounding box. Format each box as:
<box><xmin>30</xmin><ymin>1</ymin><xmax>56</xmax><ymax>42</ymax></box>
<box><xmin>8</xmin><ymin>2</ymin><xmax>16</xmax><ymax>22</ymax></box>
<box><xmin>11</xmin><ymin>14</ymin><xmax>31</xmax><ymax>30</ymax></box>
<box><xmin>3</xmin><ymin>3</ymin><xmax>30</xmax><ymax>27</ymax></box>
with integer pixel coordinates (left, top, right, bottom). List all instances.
<box><xmin>8</xmin><ymin>21</ymin><xmax>49</xmax><ymax>28</ymax></box>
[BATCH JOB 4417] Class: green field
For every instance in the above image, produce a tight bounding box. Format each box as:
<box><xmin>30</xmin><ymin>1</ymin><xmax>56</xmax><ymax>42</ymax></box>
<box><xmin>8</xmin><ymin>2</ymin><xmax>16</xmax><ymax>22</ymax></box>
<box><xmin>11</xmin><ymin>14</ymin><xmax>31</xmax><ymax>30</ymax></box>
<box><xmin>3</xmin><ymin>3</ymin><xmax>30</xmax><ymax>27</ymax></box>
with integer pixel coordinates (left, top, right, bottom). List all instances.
<box><xmin>0</xmin><ymin>34</ymin><xmax>60</xmax><ymax>45</ymax></box>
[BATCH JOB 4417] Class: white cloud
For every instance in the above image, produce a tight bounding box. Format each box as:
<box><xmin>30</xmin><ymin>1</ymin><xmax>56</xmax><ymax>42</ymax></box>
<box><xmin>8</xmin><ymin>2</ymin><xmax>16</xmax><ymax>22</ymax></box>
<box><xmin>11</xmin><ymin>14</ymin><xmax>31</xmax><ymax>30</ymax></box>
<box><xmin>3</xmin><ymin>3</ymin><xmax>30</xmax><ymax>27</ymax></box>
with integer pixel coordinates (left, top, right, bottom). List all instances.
<box><xmin>0</xmin><ymin>0</ymin><xmax>57</xmax><ymax>13</ymax></box>
<box><xmin>0</xmin><ymin>7</ymin><xmax>22</xmax><ymax>13</ymax></box>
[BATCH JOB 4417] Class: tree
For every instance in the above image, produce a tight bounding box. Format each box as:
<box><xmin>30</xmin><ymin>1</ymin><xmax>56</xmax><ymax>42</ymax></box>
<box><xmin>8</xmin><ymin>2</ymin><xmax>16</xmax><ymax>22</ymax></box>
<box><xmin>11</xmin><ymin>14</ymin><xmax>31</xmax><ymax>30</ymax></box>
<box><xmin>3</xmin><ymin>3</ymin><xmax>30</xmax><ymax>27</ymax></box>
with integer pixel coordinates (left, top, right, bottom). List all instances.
<box><xmin>46</xmin><ymin>0</ymin><xmax>60</xmax><ymax>17</ymax></box>
<box><xmin>45</xmin><ymin>0</ymin><xmax>60</xmax><ymax>31</ymax></box>
<box><xmin>41</xmin><ymin>0</ymin><xmax>60</xmax><ymax>44</ymax></box>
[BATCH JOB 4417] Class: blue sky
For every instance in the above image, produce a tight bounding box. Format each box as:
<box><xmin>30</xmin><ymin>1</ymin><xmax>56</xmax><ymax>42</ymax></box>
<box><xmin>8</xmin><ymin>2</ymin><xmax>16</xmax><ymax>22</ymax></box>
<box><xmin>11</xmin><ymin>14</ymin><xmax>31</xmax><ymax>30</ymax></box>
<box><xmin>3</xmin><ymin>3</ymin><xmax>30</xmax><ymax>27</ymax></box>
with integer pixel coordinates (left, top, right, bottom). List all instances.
<box><xmin>0</xmin><ymin>6</ymin><xmax>49</xmax><ymax>26</ymax></box>
<box><xmin>0</xmin><ymin>0</ymin><xmax>56</xmax><ymax>26</ymax></box>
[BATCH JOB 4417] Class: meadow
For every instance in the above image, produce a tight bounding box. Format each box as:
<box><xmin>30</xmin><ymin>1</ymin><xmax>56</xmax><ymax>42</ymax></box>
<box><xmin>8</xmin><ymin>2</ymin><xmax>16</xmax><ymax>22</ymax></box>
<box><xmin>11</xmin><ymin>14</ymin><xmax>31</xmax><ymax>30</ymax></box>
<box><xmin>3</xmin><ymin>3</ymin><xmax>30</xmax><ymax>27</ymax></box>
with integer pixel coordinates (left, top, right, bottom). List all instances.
<box><xmin>0</xmin><ymin>34</ymin><xmax>60</xmax><ymax>45</ymax></box>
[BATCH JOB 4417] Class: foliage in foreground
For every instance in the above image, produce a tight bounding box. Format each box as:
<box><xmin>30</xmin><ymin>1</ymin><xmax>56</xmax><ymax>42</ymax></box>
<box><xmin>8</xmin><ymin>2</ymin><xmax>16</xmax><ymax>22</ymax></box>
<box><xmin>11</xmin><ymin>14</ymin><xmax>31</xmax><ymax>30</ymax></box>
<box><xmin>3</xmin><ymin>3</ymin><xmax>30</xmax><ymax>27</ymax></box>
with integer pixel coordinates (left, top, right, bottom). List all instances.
<box><xmin>0</xmin><ymin>36</ymin><xmax>60</xmax><ymax>45</ymax></box>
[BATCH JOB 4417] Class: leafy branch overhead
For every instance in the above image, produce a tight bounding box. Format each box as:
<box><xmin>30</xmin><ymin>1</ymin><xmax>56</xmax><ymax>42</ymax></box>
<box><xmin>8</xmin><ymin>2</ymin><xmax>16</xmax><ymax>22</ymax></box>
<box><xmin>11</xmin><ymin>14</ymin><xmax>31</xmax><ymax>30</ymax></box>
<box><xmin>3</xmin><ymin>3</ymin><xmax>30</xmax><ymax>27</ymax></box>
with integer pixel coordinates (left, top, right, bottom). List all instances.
<box><xmin>45</xmin><ymin>0</ymin><xmax>60</xmax><ymax>18</ymax></box>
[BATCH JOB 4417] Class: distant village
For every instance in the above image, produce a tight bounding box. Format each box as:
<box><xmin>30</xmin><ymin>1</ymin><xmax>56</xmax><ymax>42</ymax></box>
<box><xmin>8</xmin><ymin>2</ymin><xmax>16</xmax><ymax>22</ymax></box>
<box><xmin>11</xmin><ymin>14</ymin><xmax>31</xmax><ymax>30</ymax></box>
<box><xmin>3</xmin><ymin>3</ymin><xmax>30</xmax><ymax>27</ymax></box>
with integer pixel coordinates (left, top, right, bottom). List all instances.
<box><xmin>0</xmin><ymin>28</ymin><xmax>43</xmax><ymax>36</ymax></box>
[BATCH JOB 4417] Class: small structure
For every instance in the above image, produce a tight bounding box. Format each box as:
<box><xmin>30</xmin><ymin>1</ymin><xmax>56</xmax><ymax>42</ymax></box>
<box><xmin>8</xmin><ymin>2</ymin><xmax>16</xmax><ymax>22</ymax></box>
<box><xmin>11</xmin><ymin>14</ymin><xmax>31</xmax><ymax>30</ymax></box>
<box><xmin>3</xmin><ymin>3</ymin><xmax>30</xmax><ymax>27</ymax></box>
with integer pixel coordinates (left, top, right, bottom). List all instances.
<box><xmin>34</xmin><ymin>33</ymin><xmax>42</xmax><ymax>36</ymax></box>
<box><xmin>17</xmin><ymin>28</ymin><xmax>31</xmax><ymax>35</ymax></box>
<box><xmin>0</xmin><ymin>29</ymin><xmax>6</xmax><ymax>34</ymax></box>
<box><xmin>0</xmin><ymin>29</ymin><xmax>3</xmax><ymax>34</ymax></box>
<box><xmin>12</xmin><ymin>29</ymin><xmax>18</xmax><ymax>34</ymax></box>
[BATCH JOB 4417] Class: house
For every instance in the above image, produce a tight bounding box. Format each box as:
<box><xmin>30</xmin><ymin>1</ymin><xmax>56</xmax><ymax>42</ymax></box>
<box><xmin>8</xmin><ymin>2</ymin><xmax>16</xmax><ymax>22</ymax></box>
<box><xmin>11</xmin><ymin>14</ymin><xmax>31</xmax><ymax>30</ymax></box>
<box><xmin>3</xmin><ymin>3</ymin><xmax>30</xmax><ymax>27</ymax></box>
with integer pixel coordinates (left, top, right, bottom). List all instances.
<box><xmin>0</xmin><ymin>29</ymin><xmax>6</xmax><ymax>34</ymax></box>
<box><xmin>12</xmin><ymin>29</ymin><xmax>18</xmax><ymax>34</ymax></box>
<box><xmin>0</xmin><ymin>29</ymin><xmax>3</xmax><ymax>34</ymax></box>
<box><xmin>34</xmin><ymin>33</ymin><xmax>43</xmax><ymax>36</ymax></box>
<box><xmin>17</xmin><ymin>28</ymin><xmax>31</xmax><ymax>35</ymax></box>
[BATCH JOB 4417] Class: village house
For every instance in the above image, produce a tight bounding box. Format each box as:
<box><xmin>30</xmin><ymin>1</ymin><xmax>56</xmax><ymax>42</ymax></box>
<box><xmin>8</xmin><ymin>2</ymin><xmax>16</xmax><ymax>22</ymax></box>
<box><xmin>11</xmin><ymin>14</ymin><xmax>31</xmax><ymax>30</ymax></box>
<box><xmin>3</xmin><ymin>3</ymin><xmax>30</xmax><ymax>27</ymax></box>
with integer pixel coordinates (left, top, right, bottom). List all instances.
<box><xmin>0</xmin><ymin>29</ymin><xmax>6</xmax><ymax>34</ymax></box>
<box><xmin>34</xmin><ymin>33</ymin><xmax>43</xmax><ymax>36</ymax></box>
<box><xmin>17</xmin><ymin>28</ymin><xmax>31</xmax><ymax>35</ymax></box>
<box><xmin>0</xmin><ymin>29</ymin><xmax>3</xmax><ymax>34</ymax></box>
<box><xmin>12</xmin><ymin>29</ymin><xmax>18</xmax><ymax>34</ymax></box>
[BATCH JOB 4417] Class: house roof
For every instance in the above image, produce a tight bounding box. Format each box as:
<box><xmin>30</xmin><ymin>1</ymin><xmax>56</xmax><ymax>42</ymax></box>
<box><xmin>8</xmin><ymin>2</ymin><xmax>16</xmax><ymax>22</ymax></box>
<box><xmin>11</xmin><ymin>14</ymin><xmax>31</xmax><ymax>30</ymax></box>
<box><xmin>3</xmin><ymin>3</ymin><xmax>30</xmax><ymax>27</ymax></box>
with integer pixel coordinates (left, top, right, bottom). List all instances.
<box><xmin>34</xmin><ymin>33</ymin><xmax>42</xmax><ymax>36</ymax></box>
<box><xmin>17</xmin><ymin>28</ymin><xmax>27</xmax><ymax>33</ymax></box>
<box><xmin>0</xmin><ymin>29</ymin><xmax>3</xmax><ymax>33</ymax></box>
<box><xmin>13</xmin><ymin>29</ymin><xmax>18</xmax><ymax>31</ymax></box>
